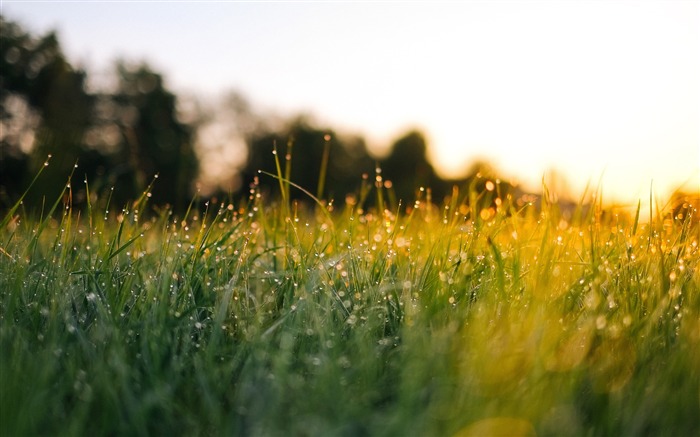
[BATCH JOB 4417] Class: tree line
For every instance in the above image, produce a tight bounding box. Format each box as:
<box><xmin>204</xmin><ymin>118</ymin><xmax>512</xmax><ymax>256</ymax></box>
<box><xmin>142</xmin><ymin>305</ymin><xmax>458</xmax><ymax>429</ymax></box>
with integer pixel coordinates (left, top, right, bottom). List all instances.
<box><xmin>1</xmin><ymin>17</ymin><xmax>196</xmax><ymax>211</ymax></box>
<box><xmin>0</xmin><ymin>16</ymin><xmax>570</xmax><ymax>217</ymax></box>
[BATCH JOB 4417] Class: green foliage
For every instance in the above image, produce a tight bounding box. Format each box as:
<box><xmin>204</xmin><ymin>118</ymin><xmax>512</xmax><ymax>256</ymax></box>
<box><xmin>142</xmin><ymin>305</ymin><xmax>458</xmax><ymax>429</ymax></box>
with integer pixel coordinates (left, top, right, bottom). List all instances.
<box><xmin>0</xmin><ymin>17</ymin><xmax>199</xmax><ymax>212</ymax></box>
<box><xmin>0</xmin><ymin>16</ymin><xmax>94</xmax><ymax>204</ymax></box>
<box><xmin>1</xmin><ymin>174</ymin><xmax>698</xmax><ymax>436</ymax></box>
<box><xmin>379</xmin><ymin>130</ymin><xmax>443</xmax><ymax>203</ymax></box>
<box><xmin>240</xmin><ymin>117</ymin><xmax>375</xmax><ymax>204</ymax></box>
<box><xmin>1</xmin><ymin>15</ymin><xmax>521</xmax><ymax>219</ymax></box>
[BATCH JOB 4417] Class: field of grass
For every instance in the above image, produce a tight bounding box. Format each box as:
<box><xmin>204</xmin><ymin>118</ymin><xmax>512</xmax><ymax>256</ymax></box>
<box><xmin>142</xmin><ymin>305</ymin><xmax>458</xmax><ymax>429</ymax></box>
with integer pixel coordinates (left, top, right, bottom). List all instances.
<box><xmin>1</xmin><ymin>166</ymin><xmax>698</xmax><ymax>436</ymax></box>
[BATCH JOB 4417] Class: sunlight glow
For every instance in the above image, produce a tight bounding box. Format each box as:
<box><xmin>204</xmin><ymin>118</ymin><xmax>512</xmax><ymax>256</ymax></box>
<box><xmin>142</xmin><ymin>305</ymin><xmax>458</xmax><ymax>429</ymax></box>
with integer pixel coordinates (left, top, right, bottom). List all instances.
<box><xmin>3</xmin><ymin>1</ymin><xmax>698</xmax><ymax>203</ymax></box>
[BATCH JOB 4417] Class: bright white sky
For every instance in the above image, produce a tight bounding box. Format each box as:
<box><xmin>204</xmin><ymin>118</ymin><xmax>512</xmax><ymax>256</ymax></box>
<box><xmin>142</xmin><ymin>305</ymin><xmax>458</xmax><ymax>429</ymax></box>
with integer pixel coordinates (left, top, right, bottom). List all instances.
<box><xmin>2</xmin><ymin>0</ymin><xmax>699</xmax><ymax>205</ymax></box>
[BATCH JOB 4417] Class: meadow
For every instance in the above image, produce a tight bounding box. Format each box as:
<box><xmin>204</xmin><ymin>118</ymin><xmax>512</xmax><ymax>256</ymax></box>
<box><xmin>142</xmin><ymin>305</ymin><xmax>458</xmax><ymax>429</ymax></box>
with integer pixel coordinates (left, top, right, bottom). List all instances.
<box><xmin>1</xmin><ymin>162</ymin><xmax>698</xmax><ymax>436</ymax></box>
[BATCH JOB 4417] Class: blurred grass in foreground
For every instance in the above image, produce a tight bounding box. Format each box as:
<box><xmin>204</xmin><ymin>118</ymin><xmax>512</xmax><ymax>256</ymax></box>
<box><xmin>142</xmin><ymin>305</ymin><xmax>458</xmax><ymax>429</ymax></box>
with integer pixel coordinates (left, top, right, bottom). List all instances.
<box><xmin>1</xmin><ymin>166</ymin><xmax>698</xmax><ymax>436</ymax></box>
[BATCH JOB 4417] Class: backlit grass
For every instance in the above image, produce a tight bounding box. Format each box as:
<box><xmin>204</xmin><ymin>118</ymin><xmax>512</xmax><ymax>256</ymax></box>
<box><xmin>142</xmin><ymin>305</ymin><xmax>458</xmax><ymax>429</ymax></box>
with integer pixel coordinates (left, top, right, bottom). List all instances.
<box><xmin>1</xmin><ymin>168</ymin><xmax>698</xmax><ymax>436</ymax></box>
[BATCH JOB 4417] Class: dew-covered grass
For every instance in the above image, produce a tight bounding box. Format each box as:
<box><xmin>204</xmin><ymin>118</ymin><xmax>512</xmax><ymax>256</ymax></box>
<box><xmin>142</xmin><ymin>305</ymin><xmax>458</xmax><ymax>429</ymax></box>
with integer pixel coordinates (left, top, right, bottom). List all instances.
<box><xmin>1</xmin><ymin>169</ymin><xmax>698</xmax><ymax>436</ymax></box>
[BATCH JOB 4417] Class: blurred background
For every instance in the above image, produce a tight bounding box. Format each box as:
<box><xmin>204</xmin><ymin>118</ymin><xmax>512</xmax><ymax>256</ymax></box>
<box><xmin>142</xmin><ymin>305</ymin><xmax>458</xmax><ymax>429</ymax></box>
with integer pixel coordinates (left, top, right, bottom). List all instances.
<box><xmin>1</xmin><ymin>2</ymin><xmax>698</xmax><ymax>213</ymax></box>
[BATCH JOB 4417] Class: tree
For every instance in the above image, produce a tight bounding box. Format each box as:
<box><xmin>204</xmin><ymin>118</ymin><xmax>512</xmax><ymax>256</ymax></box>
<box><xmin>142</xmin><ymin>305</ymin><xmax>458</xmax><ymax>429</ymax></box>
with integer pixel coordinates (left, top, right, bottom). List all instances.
<box><xmin>240</xmin><ymin>116</ymin><xmax>373</xmax><ymax>203</ymax></box>
<box><xmin>1</xmin><ymin>16</ymin><xmax>94</xmax><ymax>207</ymax></box>
<box><xmin>80</xmin><ymin>62</ymin><xmax>198</xmax><ymax>210</ymax></box>
<box><xmin>379</xmin><ymin>130</ymin><xmax>447</xmax><ymax>204</ymax></box>
<box><xmin>1</xmin><ymin>17</ymin><xmax>200</xmax><ymax>212</ymax></box>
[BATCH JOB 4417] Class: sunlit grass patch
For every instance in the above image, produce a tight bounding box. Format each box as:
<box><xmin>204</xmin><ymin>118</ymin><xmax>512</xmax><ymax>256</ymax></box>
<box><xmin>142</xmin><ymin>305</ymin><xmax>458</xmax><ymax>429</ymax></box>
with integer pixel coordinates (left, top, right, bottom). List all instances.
<box><xmin>1</xmin><ymin>171</ymin><xmax>698</xmax><ymax>436</ymax></box>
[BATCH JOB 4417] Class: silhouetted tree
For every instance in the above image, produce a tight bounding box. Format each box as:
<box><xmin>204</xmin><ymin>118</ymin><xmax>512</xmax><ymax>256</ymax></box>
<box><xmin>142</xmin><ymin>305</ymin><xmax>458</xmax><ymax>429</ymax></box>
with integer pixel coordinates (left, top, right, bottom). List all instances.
<box><xmin>1</xmin><ymin>17</ymin><xmax>200</xmax><ymax>212</ymax></box>
<box><xmin>241</xmin><ymin>116</ymin><xmax>373</xmax><ymax>202</ymax></box>
<box><xmin>89</xmin><ymin>62</ymin><xmax>198</xmax><ymax>209</ymax></box>
<box><xmin>379</xmin><ymin>130</ymin><xmax>448</xmax><ymax>204</ymax></box>
<box><xmin>1</xmin><ymin>16</ymin><xmax>94</xmax><ymax>207</ymax></box>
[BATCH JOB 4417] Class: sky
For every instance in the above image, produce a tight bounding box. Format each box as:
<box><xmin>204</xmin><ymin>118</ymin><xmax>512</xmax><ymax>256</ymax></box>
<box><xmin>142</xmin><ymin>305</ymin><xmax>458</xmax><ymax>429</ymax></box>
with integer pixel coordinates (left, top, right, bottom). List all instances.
<box><xmin>2</xmin><ymin>0</ymin><xmax>699</xmax><ymax>206</ymax></box>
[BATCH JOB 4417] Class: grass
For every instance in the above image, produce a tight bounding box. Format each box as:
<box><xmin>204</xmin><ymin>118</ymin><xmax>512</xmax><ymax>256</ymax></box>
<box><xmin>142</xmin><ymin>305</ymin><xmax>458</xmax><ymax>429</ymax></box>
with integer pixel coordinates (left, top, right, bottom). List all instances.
<box><xmin>0</xmin><ymin>164</ymin><xmax>698</xmax><ymax>436</ymax></box>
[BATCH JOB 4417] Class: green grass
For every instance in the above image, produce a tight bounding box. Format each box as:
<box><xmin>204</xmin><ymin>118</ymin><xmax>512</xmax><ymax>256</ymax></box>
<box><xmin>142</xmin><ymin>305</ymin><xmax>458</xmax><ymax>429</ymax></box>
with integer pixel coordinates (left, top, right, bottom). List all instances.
<box><xmin>1</xmin><ymin>171</ymin><xmax>698</xmax><ymax>436</ymax></box>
